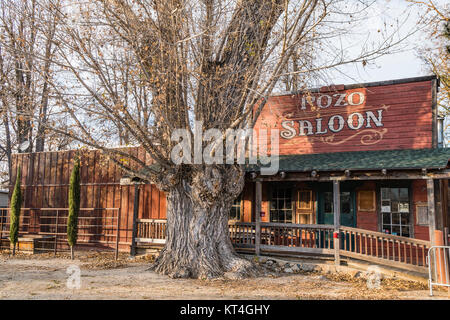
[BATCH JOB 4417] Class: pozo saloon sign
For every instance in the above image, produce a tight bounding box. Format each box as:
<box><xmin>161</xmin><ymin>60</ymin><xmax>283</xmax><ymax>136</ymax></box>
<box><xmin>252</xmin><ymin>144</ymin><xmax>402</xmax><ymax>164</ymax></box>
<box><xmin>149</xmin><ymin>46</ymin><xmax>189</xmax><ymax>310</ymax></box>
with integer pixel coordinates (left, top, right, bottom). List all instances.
<box><xmin>280</xmin><ymin>91</ymin><xmax>388</xmax><ymax>144</ymax></box>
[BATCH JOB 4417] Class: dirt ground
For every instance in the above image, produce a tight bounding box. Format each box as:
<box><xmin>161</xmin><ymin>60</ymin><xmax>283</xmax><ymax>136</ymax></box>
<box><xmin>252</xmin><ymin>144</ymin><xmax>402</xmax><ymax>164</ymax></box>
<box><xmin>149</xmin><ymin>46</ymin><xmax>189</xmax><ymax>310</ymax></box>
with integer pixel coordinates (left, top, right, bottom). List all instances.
<box><xmin>0</xmin><ymin>250</ymin><xmax>448</xmax><ymax>300</ymax></box>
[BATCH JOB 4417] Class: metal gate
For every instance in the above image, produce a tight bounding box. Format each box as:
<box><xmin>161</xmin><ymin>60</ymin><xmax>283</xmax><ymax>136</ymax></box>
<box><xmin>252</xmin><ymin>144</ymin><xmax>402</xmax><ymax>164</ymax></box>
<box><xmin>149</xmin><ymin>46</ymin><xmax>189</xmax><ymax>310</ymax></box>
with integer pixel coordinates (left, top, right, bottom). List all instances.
<box><xmin>427</xmin><ymin>246</ymin><xmax>450</xmax><ymax>296</ymax></box>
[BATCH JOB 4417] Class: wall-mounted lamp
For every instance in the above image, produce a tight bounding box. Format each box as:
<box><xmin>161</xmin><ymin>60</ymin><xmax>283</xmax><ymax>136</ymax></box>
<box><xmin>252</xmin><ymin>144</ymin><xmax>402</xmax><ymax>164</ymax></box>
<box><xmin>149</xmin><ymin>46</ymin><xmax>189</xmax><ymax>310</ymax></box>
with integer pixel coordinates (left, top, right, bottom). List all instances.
<box><xmin>311</xmin><ymin>170</ymin><xmax>317</xmax><ymax>178</ymax></box>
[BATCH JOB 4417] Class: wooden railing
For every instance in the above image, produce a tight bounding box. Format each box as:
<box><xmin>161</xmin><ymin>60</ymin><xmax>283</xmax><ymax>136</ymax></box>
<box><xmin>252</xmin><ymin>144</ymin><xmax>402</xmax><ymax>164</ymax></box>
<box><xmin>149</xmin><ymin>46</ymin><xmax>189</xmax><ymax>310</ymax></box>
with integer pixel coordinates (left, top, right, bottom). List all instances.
<box><xmin>258</xmin><ymin>222</ymin><xmax>335</xmax><ymax>255</ymax></box>
<box><xmin>339</xmin><ymin>226</ymin><xmax>430</xmax><ymax>272</ymax></box>
<box><xmin>228</xmin><ymin>222</ymin><xmax>256</xmax><ymax>247</ymax></box>
<box><xmin>135</xmin><ymin>219</ymin><xmax>167</xmax><ymax>244</ymax></box>
<box><xmin>135</xmin><ymin>219</ymin><xmax>431</xmax><ymax>272</ymax></box>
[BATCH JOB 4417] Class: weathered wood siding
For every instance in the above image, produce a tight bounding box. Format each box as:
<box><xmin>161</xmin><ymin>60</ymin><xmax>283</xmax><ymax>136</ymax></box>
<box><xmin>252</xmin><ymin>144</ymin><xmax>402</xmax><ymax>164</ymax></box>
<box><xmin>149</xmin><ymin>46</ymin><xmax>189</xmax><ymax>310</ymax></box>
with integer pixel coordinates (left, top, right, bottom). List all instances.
<box><xmin>255</xmin><ymin>79</ymin><xmax>435</xmax><ymax>155</ymax></box>
<box><xmin>10</xmin><ymin>148</ymin><xmax>167</xmax><ymax>249</ymax></box>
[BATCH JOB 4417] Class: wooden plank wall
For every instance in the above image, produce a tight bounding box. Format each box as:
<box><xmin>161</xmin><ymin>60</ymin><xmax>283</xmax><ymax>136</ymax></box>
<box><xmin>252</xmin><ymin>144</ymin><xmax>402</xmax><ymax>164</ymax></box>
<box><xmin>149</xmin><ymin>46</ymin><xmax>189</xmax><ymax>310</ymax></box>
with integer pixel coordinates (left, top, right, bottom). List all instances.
<box><xmin>255</xmin><ymin>80</ymin><xmax>434</xmax><ymax>155</ymax></box>
<box><xmin>10</xmin><ymin>147</ymin><xmax>167</xmax><ymax>250</ymax></box>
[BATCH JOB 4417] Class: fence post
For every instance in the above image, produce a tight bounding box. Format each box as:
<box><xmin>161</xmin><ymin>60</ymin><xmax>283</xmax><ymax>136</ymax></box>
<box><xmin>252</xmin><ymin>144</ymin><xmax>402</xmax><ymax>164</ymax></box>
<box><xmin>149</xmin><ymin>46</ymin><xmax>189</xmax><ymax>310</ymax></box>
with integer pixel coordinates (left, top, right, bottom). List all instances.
<box><xmin>427</xmin><ymin>178</ymin><xmax>436</xmax><ymax>247</ymax></box>
<box><xmin>333</xmin><ymin>180</ymin><xmax>341</xmax><ymax>266</ymax></box>
<box><xmin>130</xmin><ymin>183</ymin><xmax>140</xmax><ymax>257</ymax></box>
<box><xmin>433</xmin><ymin>231</ymin><xmax>449</xmax><ymax>284</ymax></box>
<box><xmin>115</xmin><ymin>208</ymin><xmax>121</xmax><ymax>260</ymax></box>
<box><xmin>444</xmin><ymin>227</ymin><xmax>449</xmax><ymax>247</ymax></box>
<box><xmin>255</xmin><ymin>179</ymin><xmax>262</xmax><ymax>256</ymax></box>
<box><xmin>0</xmin><ymin>209</ymin><xmax>4</xmax><ymax>240</ymax></box>
<box><xmin>54</xmin><ymin>210</ymin><xmax>59</xmax><ymax>255</ymax></box>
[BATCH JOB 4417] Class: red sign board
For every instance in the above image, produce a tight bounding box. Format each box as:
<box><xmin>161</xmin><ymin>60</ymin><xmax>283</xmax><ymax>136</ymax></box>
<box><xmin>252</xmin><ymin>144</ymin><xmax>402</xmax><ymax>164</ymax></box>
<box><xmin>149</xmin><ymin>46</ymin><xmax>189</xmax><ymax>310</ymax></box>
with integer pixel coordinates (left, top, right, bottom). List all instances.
<box><xmin>255</xmin><ymin>79</ymin><xmax>434</xmax><ymax>155</ymax></box>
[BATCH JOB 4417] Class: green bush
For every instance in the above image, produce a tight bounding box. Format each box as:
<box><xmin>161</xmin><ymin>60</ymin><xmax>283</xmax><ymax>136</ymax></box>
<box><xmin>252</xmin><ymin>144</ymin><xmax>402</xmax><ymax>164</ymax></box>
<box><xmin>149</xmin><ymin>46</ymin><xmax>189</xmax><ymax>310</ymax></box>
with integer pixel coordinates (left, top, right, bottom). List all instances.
<box><xmin>10</xmin><ymin>167</ymin><xmax>22</xmax><ymax>255</ymax></box>
<box><xmin>67</xmin><ymin>157</ymin><xmax>81</xmax><ymax>259</ymax></box>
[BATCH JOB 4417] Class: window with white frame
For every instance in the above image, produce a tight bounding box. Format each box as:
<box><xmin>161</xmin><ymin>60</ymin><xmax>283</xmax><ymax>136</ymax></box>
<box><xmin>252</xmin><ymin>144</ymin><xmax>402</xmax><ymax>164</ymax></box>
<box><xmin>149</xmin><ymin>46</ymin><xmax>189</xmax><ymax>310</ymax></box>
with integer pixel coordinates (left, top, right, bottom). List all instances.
<box><xmin>229</xmin><ymin>194</ymin><xmax>242</xmax><ymax>221</ymax></box>
<box><xmin>270</xmin><ymin>186</ymin><xmax>293</xmax><ymax>223</ymax></box>
<box><xmin>381</xmin><ymin>187</ymin><xmax>411</xmax><ymax>237</ymax></box>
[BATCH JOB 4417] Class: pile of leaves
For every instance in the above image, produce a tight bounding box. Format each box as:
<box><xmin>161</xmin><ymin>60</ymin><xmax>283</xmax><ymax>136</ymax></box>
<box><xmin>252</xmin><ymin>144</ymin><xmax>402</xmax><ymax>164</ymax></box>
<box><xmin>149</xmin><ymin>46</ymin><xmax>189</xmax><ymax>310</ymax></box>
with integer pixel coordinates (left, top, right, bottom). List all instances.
<box><xmin>322</xmin><ymin>272</ymin><xmax>429</xmax><ymax>291</ymax></box>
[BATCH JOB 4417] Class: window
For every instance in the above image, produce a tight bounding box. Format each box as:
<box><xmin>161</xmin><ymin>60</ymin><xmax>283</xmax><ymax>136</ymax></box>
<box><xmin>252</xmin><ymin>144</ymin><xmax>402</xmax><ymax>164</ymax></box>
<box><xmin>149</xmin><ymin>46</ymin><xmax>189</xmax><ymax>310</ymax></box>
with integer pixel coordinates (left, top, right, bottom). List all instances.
<box><xmin>270</xmin><ymin>186</ymin><xmax>293</xmax><ymax>223</ymax></box>
<box><xmin>381</xmin><ymin>187</ymin><xmax>410</xmax><ymax>237</ymax></box>
<box><xmin>323</xmin><ymin>191</ymin><xmax>352</xmax><ymax>214</ymax></box>
<box><xmin>298</xmin><ymin>190</ymin><xmax>312</xmax><ymax>210</ymax></box>
<box><xmin>229</xmin><ymin>194</ymin><xmax>242</xmax><ymax>221</ymax></box>
<box><xmin>416</xmin><ymin>204</ymin><xmax>428</xmax><ymax>226</ymax></box>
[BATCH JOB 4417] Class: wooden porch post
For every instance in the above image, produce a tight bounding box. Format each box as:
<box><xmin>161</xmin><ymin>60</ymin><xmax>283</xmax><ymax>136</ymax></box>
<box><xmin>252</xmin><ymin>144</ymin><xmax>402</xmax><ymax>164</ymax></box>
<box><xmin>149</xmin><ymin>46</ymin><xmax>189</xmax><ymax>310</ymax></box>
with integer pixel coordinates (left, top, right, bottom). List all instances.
<box><xmin>255</xmin><ymin>179</ymin><xmax>262</xmax><ymax>256</ymax></box>
<box><xmin>130</xmin><ymin>183</ymin><xmax>140</xmax><ymax>256</ymax></box>
<box><xmin>427</xmin><ymin>178</ymin><xmax>436</xmax><ymax>246</ymax></box>
<box><xmin>333</xmin><ymin>180</ymin><xmax>341</xmax><ymax>265</ymax></box>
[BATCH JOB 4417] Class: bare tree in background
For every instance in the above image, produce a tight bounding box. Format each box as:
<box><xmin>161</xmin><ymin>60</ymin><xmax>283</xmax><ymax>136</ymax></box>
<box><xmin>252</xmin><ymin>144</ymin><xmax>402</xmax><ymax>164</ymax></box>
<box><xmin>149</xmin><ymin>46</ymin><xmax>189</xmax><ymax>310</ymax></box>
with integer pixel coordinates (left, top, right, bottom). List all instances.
<box><xmin>0</xmin><ymin>0</ymin><xmax>63</xmax><ymax>183</ymax></box>
<box><xmin>39</xmin><ymin>0</ymin><xmax>415</xmax><ymax>279</ymax></box>
<box><xmin>409</xmin><ymin>0</ymin><xmax>449</xmax><ymax>112</ymax></box>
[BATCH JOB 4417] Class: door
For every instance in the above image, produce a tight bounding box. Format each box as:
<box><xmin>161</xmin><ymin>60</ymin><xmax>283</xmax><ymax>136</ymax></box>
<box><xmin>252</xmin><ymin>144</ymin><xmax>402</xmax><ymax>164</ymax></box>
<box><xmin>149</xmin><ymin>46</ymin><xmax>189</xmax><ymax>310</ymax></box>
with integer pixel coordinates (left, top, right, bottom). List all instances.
<box><xmin>318</xmin><ymin>190</ymin><xmax>356</xmax><ymax>227</ymax></box>
<box><xmin>296</xmin><ymin>189</ymin><xmax>314</xmax><ymax>224</ymax></box>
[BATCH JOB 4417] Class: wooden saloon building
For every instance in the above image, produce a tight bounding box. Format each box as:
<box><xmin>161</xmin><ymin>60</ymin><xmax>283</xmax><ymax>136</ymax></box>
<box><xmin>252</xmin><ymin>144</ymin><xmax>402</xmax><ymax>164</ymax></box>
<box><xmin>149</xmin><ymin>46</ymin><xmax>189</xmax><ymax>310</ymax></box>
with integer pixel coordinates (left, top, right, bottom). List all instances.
<box><xmin>2</xmin><ymin>75</ymin><xmax>450</xmax><ymax>273</ymax></box>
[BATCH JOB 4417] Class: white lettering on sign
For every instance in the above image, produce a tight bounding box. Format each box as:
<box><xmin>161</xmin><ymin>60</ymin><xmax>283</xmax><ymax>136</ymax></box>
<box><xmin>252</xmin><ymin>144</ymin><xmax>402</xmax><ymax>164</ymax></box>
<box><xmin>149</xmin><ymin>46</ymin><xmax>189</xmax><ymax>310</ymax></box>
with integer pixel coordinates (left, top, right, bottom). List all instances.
<box><xmin>328</xmin><ymin>115</ymin><xmax>345</xmax><ymax>133</ymax></box>
<box><xmin>317</xmin><ymin>95</ymin><xmax>332</xmax><ymax>108</ymax></box>
<box><xmin>300</xmin><ymin>91</ymin><xmax>364</xmax><ymax>110</ymax></box>
<box><xmin>366</xmin><ymin>110</ymin><xmax>383</xmax><ymax>128</ymax></box>
<box><xmin>333</xmin><ymin>93</ymin><xmax>348</xmax><ymax>107</ymax></box>
<box><xmin>348</xmin><ymin>92</ymin><xmax>365</xmax><ymax>106</ymax></box>
<box><xmin>280</xmin><ymin>109</ymin><xmax>384</xmax><ymax>139</ymax></box>
<box><xmin>281</xmin><ymin>120</ymin><xmax>296</xmax><ymax>139</ymax></box>
<box><xmin>347</xmin><ymin>112</ymin><xmax>365</xmax><ymax>130</ymax></box>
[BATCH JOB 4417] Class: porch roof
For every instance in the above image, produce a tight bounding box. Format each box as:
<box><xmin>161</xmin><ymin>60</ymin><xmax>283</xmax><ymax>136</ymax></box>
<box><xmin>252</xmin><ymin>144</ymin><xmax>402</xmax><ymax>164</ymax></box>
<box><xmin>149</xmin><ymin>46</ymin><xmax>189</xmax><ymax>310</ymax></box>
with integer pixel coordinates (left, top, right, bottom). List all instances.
<box><xmin>251</xmin><ymin>148</ymin><xmax>450</xmax><ymax>172</ymax></box>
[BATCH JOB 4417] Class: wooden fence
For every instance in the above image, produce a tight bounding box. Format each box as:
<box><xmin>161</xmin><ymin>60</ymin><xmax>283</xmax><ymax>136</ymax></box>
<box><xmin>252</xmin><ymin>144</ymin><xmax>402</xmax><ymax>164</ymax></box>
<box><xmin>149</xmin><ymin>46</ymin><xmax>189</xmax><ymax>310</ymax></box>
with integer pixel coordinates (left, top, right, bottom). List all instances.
<box><xmin>8</xmin><ymin>149</ymin><xmax>168</xmax><ymax>249</ymax></box>
<box><xmin>0</xmin><ymin>207</ymin><xmax>124</xmax><ymax>256</ymax></box>
<box><xmin>136</xmin><ymin>219</ymin><xmax>431</xmax><ymax>273</ymax></box>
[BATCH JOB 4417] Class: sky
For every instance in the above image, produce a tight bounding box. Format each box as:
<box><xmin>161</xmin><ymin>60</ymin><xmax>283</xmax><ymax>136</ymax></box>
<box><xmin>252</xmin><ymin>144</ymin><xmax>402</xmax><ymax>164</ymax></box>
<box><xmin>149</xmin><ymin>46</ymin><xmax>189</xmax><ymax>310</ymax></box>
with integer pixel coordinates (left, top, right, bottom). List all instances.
<box><xmin>327</xmin><ymin>0</ymin><xmax>450</xmax><ymax>146</ymax></box>
<box><xmin>328</xmin><ymin>0</ymin><xmax>442</xmax><ymax>85</ymax></box>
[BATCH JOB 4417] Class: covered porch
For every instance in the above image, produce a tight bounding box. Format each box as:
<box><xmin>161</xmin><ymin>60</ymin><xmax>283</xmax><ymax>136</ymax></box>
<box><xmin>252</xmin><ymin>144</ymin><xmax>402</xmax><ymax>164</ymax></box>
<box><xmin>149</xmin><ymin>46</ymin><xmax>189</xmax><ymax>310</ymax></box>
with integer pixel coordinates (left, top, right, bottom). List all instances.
<box><xmin>135</xmin><ymin>149</ymin><xmax>450</xmax><ymax>273</ymax></box>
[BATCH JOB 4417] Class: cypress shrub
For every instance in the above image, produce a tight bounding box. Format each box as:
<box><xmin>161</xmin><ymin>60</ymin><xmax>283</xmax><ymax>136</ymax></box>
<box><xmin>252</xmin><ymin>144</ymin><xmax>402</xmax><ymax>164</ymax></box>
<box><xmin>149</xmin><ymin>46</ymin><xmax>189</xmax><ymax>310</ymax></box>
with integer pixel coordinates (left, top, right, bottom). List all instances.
<box><xmin>9</xmin><ymin>167</ymin><xmax>22</xmax><ymax>256</ymax></box>
<box><xmin>67</xmin><ymin>157</ymin><xmax>81</xmax><ymax>260</ymax></box>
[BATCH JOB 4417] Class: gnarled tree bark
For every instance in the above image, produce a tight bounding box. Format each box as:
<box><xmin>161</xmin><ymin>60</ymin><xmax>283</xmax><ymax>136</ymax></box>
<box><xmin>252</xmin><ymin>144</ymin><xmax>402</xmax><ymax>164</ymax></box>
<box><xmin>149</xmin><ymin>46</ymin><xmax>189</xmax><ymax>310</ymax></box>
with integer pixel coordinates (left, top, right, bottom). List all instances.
<box><xmin>151</xmin><ymin>165</ymin><xmax>254</xmax><ymax>279</ymax></box>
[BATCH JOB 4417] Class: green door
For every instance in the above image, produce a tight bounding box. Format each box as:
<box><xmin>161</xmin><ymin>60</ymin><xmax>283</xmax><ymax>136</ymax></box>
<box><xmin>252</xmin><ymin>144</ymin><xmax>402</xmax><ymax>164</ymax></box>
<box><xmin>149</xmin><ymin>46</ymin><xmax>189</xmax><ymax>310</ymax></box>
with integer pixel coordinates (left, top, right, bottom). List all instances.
<box><xmin>318</xmin><ymin>190</ymin><xmax>356</xmax><ymax>227</ymax></box>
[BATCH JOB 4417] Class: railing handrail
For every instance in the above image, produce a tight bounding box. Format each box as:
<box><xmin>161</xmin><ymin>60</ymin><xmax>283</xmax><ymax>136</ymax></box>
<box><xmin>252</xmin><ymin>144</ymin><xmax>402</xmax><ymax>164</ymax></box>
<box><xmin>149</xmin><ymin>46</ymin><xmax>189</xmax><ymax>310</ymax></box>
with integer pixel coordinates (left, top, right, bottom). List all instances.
<box><xmin>340</xmin><ymin>226</ymin><xmax>430</xmax><ymax>246</ymax></box>
<box><xmin>228</xmin><ymin>221</ymin><xmax>255</xmax><ymax>227</ymax></box>
<box><xmin>0</xmin><ymin>207</ymin><xmax>119</xmax><ymax>211</ymax></box>
<box><xmin>261</xmin><ymin>222</ymin><xmax>334</xmax><ymax>229</ymax></box>
<box><xmin>137</xmin><ymin>218</ymin><xmax>167</xmax><ymax>223</ymax></box>
<box><xmin>136</xmin><ymin>220</ymin><xmax>428</xmax><ymax>245</ymax></box>
<box><xmin>228</xmin><ymin>221</ymin><xmax>334</xmax><ymax>230</ymax></box>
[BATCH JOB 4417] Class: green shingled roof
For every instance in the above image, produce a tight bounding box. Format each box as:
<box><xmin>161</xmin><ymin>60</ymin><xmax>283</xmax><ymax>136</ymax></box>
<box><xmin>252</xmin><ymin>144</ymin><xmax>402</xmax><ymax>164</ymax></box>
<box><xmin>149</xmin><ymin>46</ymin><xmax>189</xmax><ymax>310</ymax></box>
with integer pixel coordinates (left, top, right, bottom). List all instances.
<box><xmin>135</xmin><ymin>148</ymin><xmax>450</xmax><ymax>176</ymax></box>
<box><xmin>255</xmin><ymin>148</ymin><xmax>450</xmax><ymax>172</ymax></box>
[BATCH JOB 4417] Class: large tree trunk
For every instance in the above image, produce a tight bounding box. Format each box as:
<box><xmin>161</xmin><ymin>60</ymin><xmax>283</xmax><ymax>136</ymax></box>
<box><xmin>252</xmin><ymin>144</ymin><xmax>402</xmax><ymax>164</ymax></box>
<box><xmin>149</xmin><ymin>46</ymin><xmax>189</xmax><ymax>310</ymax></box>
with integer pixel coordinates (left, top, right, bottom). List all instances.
<box><xmin>151</xmin><ymin>166</ymin><xmax>254</xmax><ymax>279</ymax></box>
